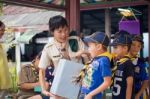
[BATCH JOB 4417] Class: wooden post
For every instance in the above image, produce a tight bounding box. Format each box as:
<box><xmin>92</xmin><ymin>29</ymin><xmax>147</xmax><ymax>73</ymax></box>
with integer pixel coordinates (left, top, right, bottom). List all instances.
<box><xmin>65</xmin><ymin>0</ymin><xmax>80</xmax><ymax>34</ymax></box>
<box><xmin>105</xmin><ymin>8</ymin><xmax>111</xmax><ymax>52</ymax></box>
<box><xmin>105</xmin><ymin>9</ymin><xmax>111</xmax><ymax>38</ymax></box>
<box><xmin>148</xmin><ymin>4</ymin><xmax>150</xmax><ymax>99</ymax></box>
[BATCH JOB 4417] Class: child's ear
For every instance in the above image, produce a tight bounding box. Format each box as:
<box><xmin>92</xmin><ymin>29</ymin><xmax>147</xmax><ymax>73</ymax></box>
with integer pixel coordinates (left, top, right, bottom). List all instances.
<box><xmin>124</xmin><ymin>46</ymin><xmax>128</xmax><ymax>52</ymax></box>
<box><xmin>96</xmin><ymin>44</ymin><xmax>102</xmax><ymax>50</ymax></box>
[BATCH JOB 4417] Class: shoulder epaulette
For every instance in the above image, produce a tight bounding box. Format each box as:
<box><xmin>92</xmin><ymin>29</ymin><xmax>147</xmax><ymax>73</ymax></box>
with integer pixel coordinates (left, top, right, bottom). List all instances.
<box><xmin>68</xmin><ymin>36</ymin><xmax>79</xmax><ymax>40</ymax></box>
<box><xmin>45</xmin><ymin>43</ymin><xmax>53</xmax><ymax>48</ymax></box>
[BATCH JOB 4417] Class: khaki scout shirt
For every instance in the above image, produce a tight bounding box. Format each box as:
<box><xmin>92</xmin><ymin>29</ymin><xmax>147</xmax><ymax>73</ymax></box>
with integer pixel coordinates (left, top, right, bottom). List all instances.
<box><xmin>39</xmin><ymin>36</ymin><xmax>85</xmax><ymax>74</ymax></box>
<box><xmin>17</xmin><ymin>64</ymin><xmax>39</xmax><ymax>98</ymax></box>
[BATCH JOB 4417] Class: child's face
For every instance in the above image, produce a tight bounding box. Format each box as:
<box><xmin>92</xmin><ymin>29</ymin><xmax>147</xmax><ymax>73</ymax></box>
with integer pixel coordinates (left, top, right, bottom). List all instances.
<box><xmin>113</xmin><ymin>45</ymin><xmax>128</xmax><ymax>58</ymax></box>
<box><xmin>130</xmin><ymin>41</ymin><xmax>142</xmax><ymax>56</ymax></box>
<box><xmin>33</xmin><ymin>57</ymin><xmax>40</xmax><ymax>68</ymax></box>
<box><xmin>87</xmin><ymin>42</ymin><xmax>102</xmax><ymax>58</ymax></box>
<box><xmin>53</xmin><ymin>26</ymin><xmax>69</xmax><ymax>43</ymax></box>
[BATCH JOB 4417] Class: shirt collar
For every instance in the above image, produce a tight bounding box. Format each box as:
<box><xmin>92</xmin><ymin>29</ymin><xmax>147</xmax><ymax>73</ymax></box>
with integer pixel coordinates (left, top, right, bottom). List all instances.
<box><xmin>96</xmin><ymin>51</ymin><xmax>112</xmax><ymax>61</ymax></box>
<box><xmin>53</xmin><ymin>38</ymin><xmax>68</xmax><ymax>49</ymax></box>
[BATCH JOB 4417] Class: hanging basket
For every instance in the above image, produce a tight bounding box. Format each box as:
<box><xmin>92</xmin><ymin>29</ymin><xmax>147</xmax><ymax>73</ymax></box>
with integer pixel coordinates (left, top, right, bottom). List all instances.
<box><xmin>119</xmin><ymin>10</ymin><xmax>140</xmax><ymax>35</ymax></box>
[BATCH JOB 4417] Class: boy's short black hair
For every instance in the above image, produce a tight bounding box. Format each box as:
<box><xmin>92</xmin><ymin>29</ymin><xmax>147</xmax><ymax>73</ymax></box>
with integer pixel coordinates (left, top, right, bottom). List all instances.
<box><xmin>49</xmin><ymin>15</ymin><xmax>68</xmax><ymax>33</ymax></box>
<box><xmin>132</xmin><ymin>35</ymin><xmax>144</xmax><ymax>45</ymax></box>
<box><xmin>36</xmin><ymin>52</ymin><xmax>42</xmax><ymax>59</ymax></box>
<box><xmin>32</xmin><ymin>52</ymin><xmax>42</xmax><ymax>63</ymax></box>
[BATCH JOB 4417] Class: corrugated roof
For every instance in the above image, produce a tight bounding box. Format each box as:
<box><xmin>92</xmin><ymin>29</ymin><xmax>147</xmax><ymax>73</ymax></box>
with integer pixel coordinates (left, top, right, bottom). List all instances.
<box><xmin>3</xmin><ymin>5</ymin><xmax>44</xmax><ymax>15</ymax></box>
<box><xmin>0</xmin><ymin>5</ymin><xmax>64</xmax><ymax>43</ymax></box>
<box><xmin>0</xmin><ymin>5</ymin><xmax>64</xmax><ymax>27</ymax></box>
<box><xmin>0</xmin><ymin>10</ymin><xmax>64</xmax><ymax>27</ymax></box>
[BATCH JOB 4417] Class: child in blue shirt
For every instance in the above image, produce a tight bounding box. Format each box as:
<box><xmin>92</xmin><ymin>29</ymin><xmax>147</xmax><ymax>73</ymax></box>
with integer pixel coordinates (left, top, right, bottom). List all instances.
<box><xmin>76</xmin><ymin>32</ymin><xmax>112</xmax><ymax>99</ymax></box>
<box><xmin>129</xmin><ymin>35</ymin><xmax>148</xmax><ymax>99</ymax></box>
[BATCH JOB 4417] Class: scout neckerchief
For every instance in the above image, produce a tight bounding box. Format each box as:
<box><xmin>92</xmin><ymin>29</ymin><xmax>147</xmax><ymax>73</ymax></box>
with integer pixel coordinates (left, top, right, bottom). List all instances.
<box><xmin>73</xmin><ymin>60</ymin><xmax>92</xmax><ymax>85</ymax></box>
<box><xmin>128</xmin><ymin>54</ymin><xmax>139</xmax><ymax>65</ymax></box>
<box><xmin>128</xmin><ymin>54</ymin><xmax>149</xmax><ymax>74</ymax></box>
<box><xmin>74</xmin><ymin>52</ymin><xmax>112</xmax><ymax>85</ymax></box>
<box><xmin>111</xmin><ymin>55</ymin><xmax>131</xmax><ymax>86</ymax></box>
<box><xmin>30</xmin><ymin>64</ymin><xmax>39</xmax><ymax>81</ymax></box>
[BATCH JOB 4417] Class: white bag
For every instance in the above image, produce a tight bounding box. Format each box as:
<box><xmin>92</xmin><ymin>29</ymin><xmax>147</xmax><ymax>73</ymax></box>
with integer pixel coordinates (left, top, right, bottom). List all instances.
<box><xmin>50</xmin><ymin>59</ymin><xmax>83</xmax><ymax>99</ymax></box>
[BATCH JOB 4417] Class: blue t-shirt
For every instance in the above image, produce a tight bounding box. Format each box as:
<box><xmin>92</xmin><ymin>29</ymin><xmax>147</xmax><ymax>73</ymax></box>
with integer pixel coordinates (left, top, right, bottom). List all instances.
<box><xmin>133</xmin><ymin>58</ymin><xmax>148</xmax><ymax>93</ymax></box>
<box><xmin>81</xmin><ymin>56</ymin><xmax>111</xmax><ymax>99</ymax></box>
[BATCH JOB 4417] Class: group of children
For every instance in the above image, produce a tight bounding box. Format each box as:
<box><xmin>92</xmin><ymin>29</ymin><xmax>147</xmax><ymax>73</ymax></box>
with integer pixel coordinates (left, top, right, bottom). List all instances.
<box><xmin>76</xmin><ymin>30</ymin><xmax>148</xmax><ymax>99</ymax></box>
<box><xmin>15</xmin><ymin>15</ymin><xmax>148</xmax><ymax>99</ymax></box>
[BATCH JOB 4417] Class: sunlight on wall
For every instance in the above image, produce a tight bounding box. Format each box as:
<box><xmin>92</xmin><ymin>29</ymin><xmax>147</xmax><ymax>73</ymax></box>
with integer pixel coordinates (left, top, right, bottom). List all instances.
<box><xmin>143</xmin><ymin>33</ymin><xmax>149</xmax><ymax>57</ymax></box>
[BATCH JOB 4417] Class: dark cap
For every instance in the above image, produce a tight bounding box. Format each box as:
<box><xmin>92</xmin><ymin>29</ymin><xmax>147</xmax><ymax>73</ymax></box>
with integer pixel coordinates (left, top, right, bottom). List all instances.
<box><xmin>132</xmin><ymin>35</ymin><xmax>144</xmax><ymax>44</ymax></box>
<box><xmin>110</xmin><ymin>30</ymin><xmax>132</xmax><ymax>46</ymax></box>
<box><xmin>83</xmin><ymin>31</ymin><xmax>110</xmax><ymax>47</ymax></box>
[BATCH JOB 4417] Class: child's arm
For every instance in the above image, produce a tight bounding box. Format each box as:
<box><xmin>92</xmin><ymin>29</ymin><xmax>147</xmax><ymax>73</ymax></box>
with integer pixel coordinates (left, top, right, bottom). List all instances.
<box><xmin>135</xmin><ymin>62</ymin><xmax>149</xmax><ymax>99</ymax></box>
<box><xmin>126</xmin><ymin>76</ymin><xmax>133</xmax><ymax>99</ymax></box>
<box><xmin>85</xmin><ymin>76</ymin><xmax>111</xmax><ymax>99</ymax></box>
<box><xmin>124</xmin><ymin>60</ymin><xmax>135</xmax><ymax>99</ymax></box>
<box><xmin>39</xmin><ymin>68</ymin><xmax>54</xmax><ymax>97</ymax></box>
<box><xmin>19</xmin><ymin>82</ymin><xmax>40</xmax><ymax>90</ymax></box>
<box><xmin>135</xmin><ymin>80</ymin><xmax>148</xmax><ymax>99</ymax></box>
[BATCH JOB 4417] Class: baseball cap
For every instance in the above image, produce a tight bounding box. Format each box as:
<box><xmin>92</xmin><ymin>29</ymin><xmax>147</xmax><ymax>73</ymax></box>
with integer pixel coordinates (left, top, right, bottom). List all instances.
<box><xmin>110</xmin><ymin>30</ymin><xmax>132</xmax><ymax>46</ymax></box>
<box><xmin>83</xmin><ymin>31</ymin><xmax>110</xmax><ymax>47</ymax></box>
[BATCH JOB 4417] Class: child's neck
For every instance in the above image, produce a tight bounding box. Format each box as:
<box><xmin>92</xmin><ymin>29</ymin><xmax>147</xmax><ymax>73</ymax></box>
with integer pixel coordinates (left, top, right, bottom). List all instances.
<box><xmin>54</xmin><ymin>38</ymin><xmax>67</xmax><ymax>48</ymax></box>
<box><xmin>128</xmin><ymin>52</ymin><xmax>137</xmax><ymax>58</ymax></box>
<box><xmin>96</xmin><ymin>50</ymin><xmax>107</xmax><ymax>56</ymax></box>
<box><xmin>117</xmin><ymin>52</ymin><xmax>128</xmax><ymax>59</ymax></box>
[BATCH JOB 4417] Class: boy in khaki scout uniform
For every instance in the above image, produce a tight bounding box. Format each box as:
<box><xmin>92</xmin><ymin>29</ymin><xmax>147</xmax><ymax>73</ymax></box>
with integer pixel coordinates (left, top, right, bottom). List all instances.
<box><xmin>17</xmin><ymin>53</ymin><xmax>43</xmax><ymax>99</ymax></box>
<box><xmin>39</xmin><ymin>15</ymin><xmax>88</xmax><ymax>98</ymax></box>
<box><xmin>0</xmin><ymin>21</ymin><xmax>11</xmax><ymax>99</ymax></box>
